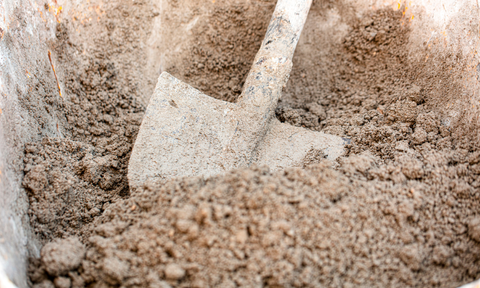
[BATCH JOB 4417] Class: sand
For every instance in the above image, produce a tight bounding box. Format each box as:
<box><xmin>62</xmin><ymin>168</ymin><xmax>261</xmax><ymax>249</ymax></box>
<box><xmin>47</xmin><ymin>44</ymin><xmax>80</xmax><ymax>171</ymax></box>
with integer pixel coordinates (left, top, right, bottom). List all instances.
<box><xmin>24</xmin><ymin>1</ymin><xmax>480</xmax><ymax>287</ymax></box>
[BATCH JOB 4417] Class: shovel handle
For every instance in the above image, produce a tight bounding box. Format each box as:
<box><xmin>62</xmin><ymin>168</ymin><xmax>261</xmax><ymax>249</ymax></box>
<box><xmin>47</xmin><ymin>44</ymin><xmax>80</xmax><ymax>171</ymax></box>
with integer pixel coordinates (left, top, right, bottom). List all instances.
<box><xmin>237</xmin><ymin>0</ymin><xmax>312</xmax><ymax>129</ymax></box>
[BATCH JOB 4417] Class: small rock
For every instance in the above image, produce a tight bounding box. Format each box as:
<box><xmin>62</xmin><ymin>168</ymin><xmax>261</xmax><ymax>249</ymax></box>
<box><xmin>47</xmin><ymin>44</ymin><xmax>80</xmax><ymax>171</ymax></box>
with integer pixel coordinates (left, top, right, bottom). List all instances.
<box><xmin>165</xmin><ymin>263</ymin><xmax>185</xmax><ymax>280</ymax></box>
<box><xmin>412</xmin><ymin>127</ymin><xmax>427</xmax><ymax>145</ymax></box>
<box><xmin>41</xmin><ymin>237</ymin><xmax>86</xmax><ymax>276</ymax></box>
<box><xmin>235</xmin><ymin>229</ymin><xmax>248</xmax><ymax>244</ymax></box>
<box><xmin>23</xmin><ymin>165</ymin><xmax>48</xmax><ymax>193</ymax></box>
<box><xmin>54</xmin><ymin>277</ymin><xmax>71</xmax><ymax>288</ymax></box>
<box><xmin>407</xmin><ymin>84</ymin><xmax>424</xmax><ymax>104</ymax></box>
<box><xmin>187</xmin><ymin>223</ymin><xmax>200</xmax><ymax>240</ymax></box>
<box><xmin>400</xmin><ymin>156</ymin><xmax>424</xmax><ymax>179</ymax></box>
<box><xmin>395</xmin><ymin>141</ymin><xmax>410</xmax><ymax>152</ymax></box>
<box><xmin>102</xmin><ymin>256</ymin><xmax>130</xmax><ymax>284</ymax></box>
<box><xmin>399</xmin><ymin>232</ymin><xmax>414</xmax><ymax>244</ymax></box>
<box><xmin>195</xmin><ymin>204</ymin><xmax>211</xmax><ymax>224</ymax></box>
<box><xmin>432</xmin><ymin>245</ymin><xmax>452</xmax><ymax>265</ymax></box>
<box><xmin>68</xmin><ymin>272</ymin><xmax>85</xmax><ymax>288</ymax></box>
<box><xmin>176</xmin><ymin>219</ymin><xmax>193</xmax><ymax>233</ymax></box>
<box><xmin>33</xmin><ymin>280</ymin><xmax>55</xmax><ymax>288</ymax></box>
<box><xmin>468</xmin><ymin>217</ymin><xmax>480</xmax><ymax>242</ymax></box>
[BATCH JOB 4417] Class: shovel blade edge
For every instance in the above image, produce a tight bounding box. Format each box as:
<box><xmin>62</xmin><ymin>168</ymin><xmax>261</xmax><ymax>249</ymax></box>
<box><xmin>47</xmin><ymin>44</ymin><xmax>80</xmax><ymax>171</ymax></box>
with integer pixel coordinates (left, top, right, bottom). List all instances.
<box><xmin>254</xmin><ymin>119</ymin><xmax>346</xmax><ymax>170</ymax></box>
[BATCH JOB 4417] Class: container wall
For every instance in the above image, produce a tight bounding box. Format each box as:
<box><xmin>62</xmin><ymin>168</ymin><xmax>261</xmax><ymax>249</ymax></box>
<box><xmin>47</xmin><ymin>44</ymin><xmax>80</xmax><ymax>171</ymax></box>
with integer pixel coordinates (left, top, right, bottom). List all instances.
<box><xmin>0</xmin><ymin>0</ymin><xmax>61</xmax><ymax>286</ymax></box>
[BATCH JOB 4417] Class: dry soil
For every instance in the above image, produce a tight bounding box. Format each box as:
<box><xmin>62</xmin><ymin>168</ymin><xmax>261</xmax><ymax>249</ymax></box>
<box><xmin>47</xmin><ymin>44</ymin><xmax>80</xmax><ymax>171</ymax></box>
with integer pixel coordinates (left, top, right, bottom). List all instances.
<box><xmin>25</xmin><ymin>1</ymin><xmax>480</xmax><ymax>288</ymax></box>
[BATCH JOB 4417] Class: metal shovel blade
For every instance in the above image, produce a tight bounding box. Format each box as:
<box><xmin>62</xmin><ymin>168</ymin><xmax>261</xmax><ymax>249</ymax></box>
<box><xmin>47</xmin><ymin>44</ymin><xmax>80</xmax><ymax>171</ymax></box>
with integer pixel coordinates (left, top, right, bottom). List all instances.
<box><xmin>128</xmin><ymin>73</ymin><xmax>346</xmax><ymax>188</ymax></box>
<box><xmin>128</xmin><ymin>0</ymin><xmax>346</xmax><ymax>188</ymax></box>
<box><xmin>129</xmin><ymin>73</ymin><xmax>238</xmax><ymax>186</ymax></box>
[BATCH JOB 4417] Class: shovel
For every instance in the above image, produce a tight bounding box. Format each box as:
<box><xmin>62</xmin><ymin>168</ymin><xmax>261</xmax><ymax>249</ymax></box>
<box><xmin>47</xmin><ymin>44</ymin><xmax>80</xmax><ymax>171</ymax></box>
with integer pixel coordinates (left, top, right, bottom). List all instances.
<box><xmin>128</xmin><ymin>0</ymin><xmax>346</xmax><ymax>188</ymax></box>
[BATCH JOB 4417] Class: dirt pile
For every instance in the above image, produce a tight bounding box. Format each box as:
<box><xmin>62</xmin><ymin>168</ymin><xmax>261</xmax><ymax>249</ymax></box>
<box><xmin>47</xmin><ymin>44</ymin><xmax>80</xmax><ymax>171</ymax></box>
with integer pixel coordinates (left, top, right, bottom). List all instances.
<box><xmin>29</xmin><ymin>154</ymin><xmax>480</xmax><ymax>287</ymax></box>
<box><xmin>24</xmin><ymin>2</ymin><xmax>480</xmax><ymax>288</ymax></box>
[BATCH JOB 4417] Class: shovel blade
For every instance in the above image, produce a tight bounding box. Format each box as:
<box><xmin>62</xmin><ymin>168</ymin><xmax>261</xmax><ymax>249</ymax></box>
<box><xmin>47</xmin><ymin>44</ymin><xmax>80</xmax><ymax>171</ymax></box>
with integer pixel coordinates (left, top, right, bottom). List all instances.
<box><xmin>128</xmin><ymin>73</ymin><xmax>347</xmax><ymax>189</ymax></box>
<box><xmin>128</xmin><ymin>72</ymin><xmax>237</xmax><ymax>188</ymax></box>
<box><xmin>255</xmin><ymin>119</ymin><xmax>346</xmax><ymax>170</ymax></box>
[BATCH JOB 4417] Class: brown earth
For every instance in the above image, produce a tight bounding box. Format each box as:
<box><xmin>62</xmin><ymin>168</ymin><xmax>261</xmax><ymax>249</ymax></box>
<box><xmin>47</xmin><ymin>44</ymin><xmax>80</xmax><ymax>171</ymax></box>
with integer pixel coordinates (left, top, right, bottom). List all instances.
<box><xmin>24</xmin><ymin>1</ymin><xmax>480</xmax><ymax>288</ymax></box>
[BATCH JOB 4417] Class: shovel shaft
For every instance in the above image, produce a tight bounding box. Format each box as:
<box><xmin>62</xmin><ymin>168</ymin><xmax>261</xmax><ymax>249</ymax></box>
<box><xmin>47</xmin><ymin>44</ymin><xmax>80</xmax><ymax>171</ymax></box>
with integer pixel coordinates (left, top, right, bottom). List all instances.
<box><xmin>237</xmin><ymin>0</ymin><xmax>312</xmax><ymax>138</ymax></box>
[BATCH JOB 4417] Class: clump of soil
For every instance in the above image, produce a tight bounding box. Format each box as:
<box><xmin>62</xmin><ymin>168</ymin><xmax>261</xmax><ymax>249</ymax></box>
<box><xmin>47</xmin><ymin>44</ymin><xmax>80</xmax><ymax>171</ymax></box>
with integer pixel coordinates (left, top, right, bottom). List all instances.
<box><xmin>25</xmin><ymin>3</ymin><xmax>480</xmax><ymax>288</ymax></box>
<box><xmin>23</xmin><ymin>138</ymin><xmax>127</xmax><ymax>241</ymax></box>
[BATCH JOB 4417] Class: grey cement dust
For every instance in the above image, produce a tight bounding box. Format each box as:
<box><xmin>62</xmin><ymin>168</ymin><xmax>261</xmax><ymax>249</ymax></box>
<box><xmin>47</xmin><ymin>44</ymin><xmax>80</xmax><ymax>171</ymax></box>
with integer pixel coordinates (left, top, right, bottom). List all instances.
<box><xmin>24</xmin><ymin>1</ymin><xmax>480</xmax><ymax>288</ymax></box>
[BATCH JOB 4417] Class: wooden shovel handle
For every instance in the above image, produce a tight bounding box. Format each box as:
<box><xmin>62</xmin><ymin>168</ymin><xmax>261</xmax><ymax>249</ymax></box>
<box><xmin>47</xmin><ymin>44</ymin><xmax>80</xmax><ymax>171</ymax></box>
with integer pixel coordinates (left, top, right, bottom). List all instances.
<box><xmin>236</xmin><ymin>0</ymin><xmax>312</xmax><ymax>136</ymax></box>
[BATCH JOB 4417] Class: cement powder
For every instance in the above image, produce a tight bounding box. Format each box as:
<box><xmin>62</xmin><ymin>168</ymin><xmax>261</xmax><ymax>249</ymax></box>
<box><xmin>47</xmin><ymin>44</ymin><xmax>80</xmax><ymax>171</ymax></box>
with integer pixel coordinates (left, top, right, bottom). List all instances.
<box><xmin>24</xmin><ymin>1</ymin><xmax>480</xmax><ymax>288</ymax></box>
